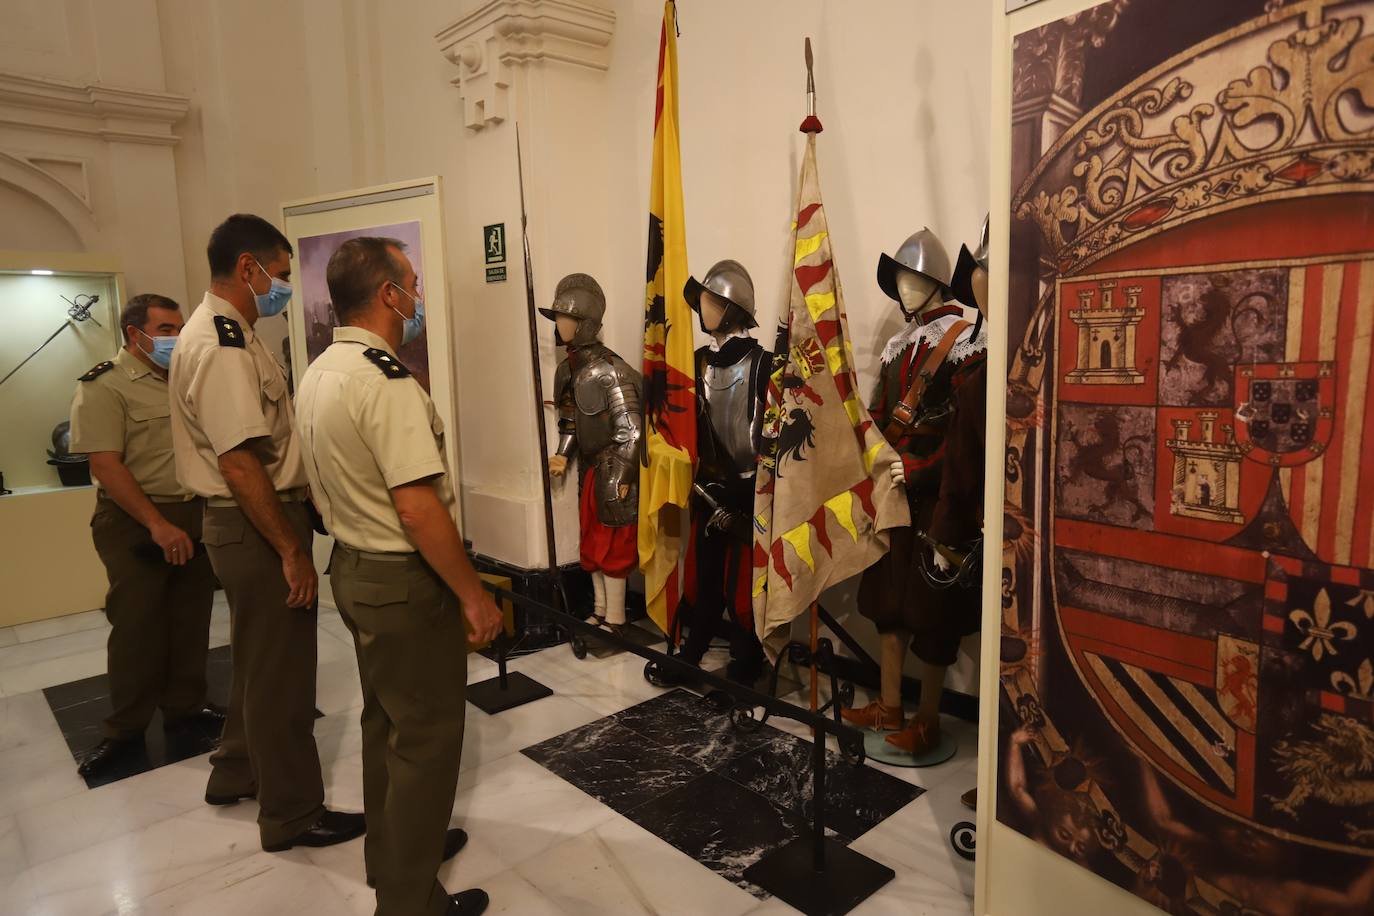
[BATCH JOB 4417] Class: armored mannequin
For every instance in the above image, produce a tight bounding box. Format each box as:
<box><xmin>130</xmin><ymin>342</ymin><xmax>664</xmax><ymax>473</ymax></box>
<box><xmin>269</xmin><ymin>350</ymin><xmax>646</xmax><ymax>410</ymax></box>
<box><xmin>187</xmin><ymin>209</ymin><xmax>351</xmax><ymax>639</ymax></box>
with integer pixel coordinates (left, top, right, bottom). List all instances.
<box><xmin>673</xmin><ymin>259</ymin><xmax>770</xmax><ymax>684</ymax></box>
<box><xmin>842</xmin><ymin>226</ymin><xmax>987</xmax><ymax>758</ymax></box>
<box><xmin>542</xmin><ymin>273</ymin><xmax>643</xmax><ymax>629</ymax></box>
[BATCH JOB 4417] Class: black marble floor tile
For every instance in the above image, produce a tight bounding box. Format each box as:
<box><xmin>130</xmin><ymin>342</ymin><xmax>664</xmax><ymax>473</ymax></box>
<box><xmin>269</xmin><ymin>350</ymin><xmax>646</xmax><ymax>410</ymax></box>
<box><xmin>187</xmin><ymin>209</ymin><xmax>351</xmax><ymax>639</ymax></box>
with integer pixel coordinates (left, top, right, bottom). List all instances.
<box><xmin>45</xmin><ymin>643</ymin><xmax>320</xmax><ymax>789</ymax></box>
<box><xmin>623</xmin><ymin>770</ymin><xmax>808</xmax><ymax>898</ymax></box>
<box><xmin>715</xmin><ymin>733</ymin><xmax>924</xmax><ymax>842</ymax></box>
<box><xmin>523</xmin><ymin>717</ymin><xmax>706</xmax><ymax>811</ymax></box>
<box><xmin>611</xmin><ymin>688</ymin><xmax>779</xmax><ymax>768</ymax></box>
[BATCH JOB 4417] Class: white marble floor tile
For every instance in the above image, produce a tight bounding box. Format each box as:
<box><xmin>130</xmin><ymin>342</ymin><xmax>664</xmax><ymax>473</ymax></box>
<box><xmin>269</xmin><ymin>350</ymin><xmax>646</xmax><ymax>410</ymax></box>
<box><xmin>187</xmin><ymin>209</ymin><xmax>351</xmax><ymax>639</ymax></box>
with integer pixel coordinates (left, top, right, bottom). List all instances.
<box><xmin>459</xmin><ymin>694</ymin><xmax>601</xmax><ymax>773</ymax></box>
<box><xmin>0</xmin><ymin>736</ymin><xmax>88</xmax><ymax>819</ymax></box>
<box><xmin>0</xmin><ymin>627</ymin><xmax>19</xmax><ymax>650</ymax></box>
<box><xmin>516</xmin><ymin>814</ymin><xmax>760</xmax><ymax>916</ymax></box>
<box><xmin>850</xmin><ymin>777</ymin><xmax>978</xmax><ymax>900</ymax></box>
<box><xmin>444</xmin><ymin>753</ymin><xmax>617</xmax><ymax>886</ymax></box>
<box><xmin>20</xmin><ymin>810</ymin><xmax>260</xmax><ymax>916</ymax></box>
<box><xmin>15</xmin><ymin>752</ymin><xmax>211</xmax><ymax>867</ymax></box>
<box><xmin>138</xmin><ymin>850</ymin><xmax>359</xmax><ymax>916</ymax></box>
<box><xmin>475</xmin><ymin>867</ymin><xmax>565</xmax><ymax>916</ymax></box>
<box><xmin>557</xmin><ymin>651</ymin><xmax>671</xmax><ymax>717</ymax></box>
<box><xmin>0</xmin><ymin>628</ymin><xmax>109</xmax><ymax>671</ymax></box>
<box><xmin>0</xmin><ymin>814</ymin><xmax>28</xmax><ymax>879</ymax></box>
<box><xmin>314</xmin><ymin>657</ymin><xmax>364</xmax><ymax>717</ymax></box>
<box><xmin>0</xmin><ymin>650</ymin><xmax>109</xmax><ymax>699</ymax></box>
<box><xmin>13</xmin><ymin>611</ymin><xmax>108</xmax><ymax>645</ymax></box>
<box><xmin>0</xmin><ymin>690</ymin><xmax>64</xmax><ymax>754</ymax></box>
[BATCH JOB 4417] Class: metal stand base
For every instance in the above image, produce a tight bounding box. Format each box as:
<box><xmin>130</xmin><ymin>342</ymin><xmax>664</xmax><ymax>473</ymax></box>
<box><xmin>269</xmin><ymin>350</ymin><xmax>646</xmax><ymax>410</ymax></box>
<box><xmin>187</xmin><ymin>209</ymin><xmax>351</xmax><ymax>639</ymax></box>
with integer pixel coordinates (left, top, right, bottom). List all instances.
<box><xmin>862</xmin><ymin>728</ymin><xmax>958</xmax><ymax>768</ymax></box>
<box><xmin>466</xmin><ymin>671</ymin><xmax>552</xmax><ymax>714</ymax></box>
<box><xmin>743</xmin><ymin>836</ymin><xmax>895</xmax><ymax>916</ymax></box>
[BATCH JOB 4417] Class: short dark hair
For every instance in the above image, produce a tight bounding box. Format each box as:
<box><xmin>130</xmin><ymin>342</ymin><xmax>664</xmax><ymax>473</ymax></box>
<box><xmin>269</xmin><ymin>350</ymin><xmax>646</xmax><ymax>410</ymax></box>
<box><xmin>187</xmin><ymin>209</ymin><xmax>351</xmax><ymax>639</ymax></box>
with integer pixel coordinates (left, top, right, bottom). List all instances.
<box><xmin>121</xmin><ymin>293</ymin><xmax>181</xmax><ymax>343</ymax></box>
<box><xmin>207</xmin><ymin>213</ymin><xmax>293</xmax><ymax>279</ymax></box>
<box><xmin>326</xmin><ymin>237</ymin><xmax>407</xmax><ymax>322</ymax></box>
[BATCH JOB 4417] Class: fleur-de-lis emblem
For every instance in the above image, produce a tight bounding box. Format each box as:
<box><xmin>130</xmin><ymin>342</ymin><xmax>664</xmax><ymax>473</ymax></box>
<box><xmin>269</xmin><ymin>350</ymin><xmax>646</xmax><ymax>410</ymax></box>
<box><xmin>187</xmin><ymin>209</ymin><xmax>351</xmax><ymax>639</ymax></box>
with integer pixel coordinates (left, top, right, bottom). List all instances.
<box><xmin>1345</xmin><ymin>589</ymin><xmax>1374</xmax><ymax>620</ymax></box>
<box><xmin>1289</xmin><ymin>588</ymin><xmax>1358</xmax><ymax>661</ymax></box>
<box><xmin>1330</xmin><ymin>658</ymin><xmax>1374</xmax><ymax>700</ymax></box>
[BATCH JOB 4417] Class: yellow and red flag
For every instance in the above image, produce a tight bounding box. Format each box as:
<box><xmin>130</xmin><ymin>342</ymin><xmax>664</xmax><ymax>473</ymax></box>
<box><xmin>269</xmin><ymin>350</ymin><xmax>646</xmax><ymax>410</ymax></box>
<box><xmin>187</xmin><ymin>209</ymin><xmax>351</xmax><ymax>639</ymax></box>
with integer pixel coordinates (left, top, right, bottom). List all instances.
<box><xmin>752</xmin><ymin>127</ymin><xmax>910</xmax><ymax>638</ymax></box>
<box><xmin>639</xmin><ymin>1</ymin><xmax>695</xmax><ymax>634</ymax></box>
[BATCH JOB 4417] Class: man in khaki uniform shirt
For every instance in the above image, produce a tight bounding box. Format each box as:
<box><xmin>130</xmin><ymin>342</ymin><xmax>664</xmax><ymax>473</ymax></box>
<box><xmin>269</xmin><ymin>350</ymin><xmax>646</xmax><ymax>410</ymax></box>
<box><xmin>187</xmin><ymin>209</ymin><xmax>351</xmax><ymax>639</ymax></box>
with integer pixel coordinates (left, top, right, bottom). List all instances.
<box><xmin>297</xmin><ymin>237</ymin><xmax>501</xmax><ymax>916</ymax></box>
<box><xmin>68</xmin><ymin>294</ymin><xmax>221</xmax><ymax>779</ymax></box>
<box><xmin>169</xmin><ymin>213</ymin><xmax>364</xmax><ymax>852</ymax></box>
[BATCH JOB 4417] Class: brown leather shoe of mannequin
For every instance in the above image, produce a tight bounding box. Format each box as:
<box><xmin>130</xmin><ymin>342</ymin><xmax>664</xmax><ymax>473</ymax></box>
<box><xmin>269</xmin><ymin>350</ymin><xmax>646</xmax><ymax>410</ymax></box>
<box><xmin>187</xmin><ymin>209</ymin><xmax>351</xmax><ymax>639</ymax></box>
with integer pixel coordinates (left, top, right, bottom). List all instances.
<box><xmin>840</xmin><ymin>700</ymin><xmax>904</xmax><ymax>731</ymax></box>
<box><xmin>960</xmin><ymin>788</ymin><xmax>976</xmax><ymax>811</ymax></box>
<box><xmin>886</xmin><ymin>719</ymin><xmax>941</xmax><ymax>755</ymax></box>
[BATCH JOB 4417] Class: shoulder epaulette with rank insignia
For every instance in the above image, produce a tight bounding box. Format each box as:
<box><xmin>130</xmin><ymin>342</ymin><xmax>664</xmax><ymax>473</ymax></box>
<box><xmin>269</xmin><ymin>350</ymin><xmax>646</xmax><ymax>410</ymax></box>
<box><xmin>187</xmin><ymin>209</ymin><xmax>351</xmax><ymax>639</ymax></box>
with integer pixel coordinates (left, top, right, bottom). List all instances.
<box><xmin>214</xmin><ymin>315</ymin><xmax>246</xmax><ymax>348</ymax></box>
<box><xmin>363</xmin><ymin>348</ymin><xmax>411</xmax><ymax>379</ymax></box>
<box><xmin>78</xmin><ymin>361</ymin><xmax>114</xmax><ymax>382</ymax></box>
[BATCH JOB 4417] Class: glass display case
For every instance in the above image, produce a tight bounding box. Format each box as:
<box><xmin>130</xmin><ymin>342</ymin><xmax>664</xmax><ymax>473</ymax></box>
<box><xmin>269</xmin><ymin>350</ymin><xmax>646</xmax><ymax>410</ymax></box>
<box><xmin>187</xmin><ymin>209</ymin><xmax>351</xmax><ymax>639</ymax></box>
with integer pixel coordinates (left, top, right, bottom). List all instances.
<box><xmin>0</xmin><ymin>266</ymin><xmax>123</xmax><ymax>494</ymax></box>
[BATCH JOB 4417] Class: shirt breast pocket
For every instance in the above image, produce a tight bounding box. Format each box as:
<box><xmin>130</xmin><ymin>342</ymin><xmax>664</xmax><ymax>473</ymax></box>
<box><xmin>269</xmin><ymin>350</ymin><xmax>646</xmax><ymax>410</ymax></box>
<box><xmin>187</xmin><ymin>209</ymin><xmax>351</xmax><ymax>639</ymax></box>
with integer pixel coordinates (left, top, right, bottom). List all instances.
<box><xmin>129</xmin><ymin>404</ymin><xmax>171</xmax><ymax>423</ymax></box>
<box><xmin>262</xmin><ymin>369</ymin><xmax>288</xmax><ymax>404</ymax></box>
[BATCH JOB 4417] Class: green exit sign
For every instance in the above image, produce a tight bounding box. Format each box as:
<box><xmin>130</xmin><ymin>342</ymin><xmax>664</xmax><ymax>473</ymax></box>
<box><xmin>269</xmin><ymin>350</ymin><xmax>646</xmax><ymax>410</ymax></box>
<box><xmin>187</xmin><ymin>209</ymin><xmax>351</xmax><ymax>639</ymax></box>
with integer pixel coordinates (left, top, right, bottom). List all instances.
<box><xmin>483</xmin><ymin>223</ymin><xmax>506</xmax><ymax>265</ymax></box>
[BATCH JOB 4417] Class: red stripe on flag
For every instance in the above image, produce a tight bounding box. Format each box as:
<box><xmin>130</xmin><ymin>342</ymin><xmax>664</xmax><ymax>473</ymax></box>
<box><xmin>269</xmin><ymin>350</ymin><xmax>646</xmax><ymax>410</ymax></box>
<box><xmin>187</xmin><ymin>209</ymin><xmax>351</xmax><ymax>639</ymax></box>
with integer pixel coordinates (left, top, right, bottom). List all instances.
<box><xmin>1263</xmin><ymin>613</ymin><xmax>1285</xmax><ymax>634</ymax></box>
<box><xmin>1318</xmin><ymin>263</ymin><xmax>1362</xmax><ymax>559</ymax></box>
<box><xmin>1061</xmin><ymin>606</ymin><xmax>1217</xmax><ymax>677</ymax></box>
<box><xmin>771</xmin><ymin>539</ymin><xmax>794</xmax><ymax>591</ymax></box>
<box><xmin>795</xmin><ymin>260</ymin><xmax>832</xmax><ymax>295</ymax></box>
<box><xmin>810</xmin><ymin>504</ymin><xmax>834</xmax><ymax>557</ymax></box>
<box><xmin>1320</xmin><ymin>691</ymin><xmax>1346</xmax><ymax>713</ymax></box>
<box><xmin>1351</xmin><ymin>303</ymin><xmax>1374</xmax><ymax>564</ymax></box>
<box><xmin>1055</xmin><ymin>519</ymin><xmax>1269</xmax><ymax>582</ymax></box>
<box><xmin>1302</xmin><ymin>264</ymin><xmax>1326</xmax><ymax>361</ymax></box>
<box><xmin>797</xmin><ymin>203</ymin><xmax>822</xmax><ymax>231</ymax></box>
<box><xmin>653</xmin><ymin>26</ymin><xmax>666</xmax><ymax>129</ymax></box>
<box><xmin>853</xmin><ymin>476</ymin><xmax>877</xmax><ymax>521</ymax></box>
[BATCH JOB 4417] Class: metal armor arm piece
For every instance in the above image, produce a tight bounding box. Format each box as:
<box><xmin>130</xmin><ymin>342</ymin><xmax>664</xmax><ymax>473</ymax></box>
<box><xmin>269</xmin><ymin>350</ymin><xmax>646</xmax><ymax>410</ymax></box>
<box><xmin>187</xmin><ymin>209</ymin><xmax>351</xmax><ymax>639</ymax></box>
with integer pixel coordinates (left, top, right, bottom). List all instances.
<box><xmin>553</xmin><ymin>359</ymin><xmax>577</xmax><ymax>459</ymax></box>
<box><xmin>597</xmin><ymin>371</ymin><xmax>643</xmax><ymax>526</ymax></box>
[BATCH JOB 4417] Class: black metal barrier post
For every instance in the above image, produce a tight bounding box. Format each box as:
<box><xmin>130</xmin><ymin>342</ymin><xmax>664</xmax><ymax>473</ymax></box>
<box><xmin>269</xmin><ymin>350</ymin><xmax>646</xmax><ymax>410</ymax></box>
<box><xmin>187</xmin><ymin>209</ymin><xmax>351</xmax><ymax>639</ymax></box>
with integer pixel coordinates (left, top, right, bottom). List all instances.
<box><xmin>466</xmin><ymin>625</ymin><xmax>553</xmax><ymax>715</ymax></box>
<box><xmin>481</xmin><ymin>583</ymin><xmax>896</xmax><ymax>915</ymax></box>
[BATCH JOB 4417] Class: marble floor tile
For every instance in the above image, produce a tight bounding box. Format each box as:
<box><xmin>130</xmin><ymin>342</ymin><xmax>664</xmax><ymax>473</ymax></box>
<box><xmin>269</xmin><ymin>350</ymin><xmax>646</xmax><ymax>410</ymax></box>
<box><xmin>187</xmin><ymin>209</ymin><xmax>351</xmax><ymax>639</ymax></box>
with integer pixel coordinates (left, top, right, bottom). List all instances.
<box><xmin>524</xmin><ymin>718</ymin><xmax>706</xmax><ymax>811</ymax></box>
<box><xmin>15</xmin><ymin>754</ymin><xmax>211</xmax><ymax>866</ymax></box>
<box><xmin>472</xmin><ymin>867</ymin><xmax>565</xmax><ymax>916</ymax></box>
<box><xmin>623</xmin><ymin>770</ymin><xmax>806</xmax><ymax>898</ymax></box>
<box><xmin>21</xmin><ymin>810</ymin><xmax>261</xmax><ymax>916</ymax></box>
<box><xmin>314</xmin><ymin>657</ymin><xmax>364</xmax><ymax>717</ymax></box>
<box><xmin>13</xmin><ymin>611</ymin><xmax>109</xmax><ymax>645</ymax></box>
<box><xmin>715</xmin><ymin>733</ymin><xmax>923</xmax><ymax>843</ymax></box>
<box><xmin>612</xmin><ymin>689</ymin><xmax>780</xmax><ymax>768</ymax></box>
<box><xmin>0</xmin><ymin>690</ymin><xmax>64</xmax><ymax>754</ymax></box>
<box><xmin>0</xmin><ymin>627</ymin><xmax>109</xmax><ymax>671</ymax></box>
<box><xmin>0</xmin><ymin>814</ymin><xmax>27</xmax><ymax>879</ymax></box>
<box><xmin>0</xmin><ymin>627</ymin><xmax>18</xmax><ymax>650</ymax></box>
<box><xmin>445</xmin><ymin>753</ymin><xmax>617</xmax><ymax>886</ymax></box>
<box><xmin>515</xmin><ymin>815</ymin><xmax>760</xmax><ymax>916</ymax></box>
<box><xmin>0</xmin><ymin>736</ymin><xmax>89</xmax><ymax>819</ymax></box>
<box><xmin>0</xmin><ymin>650</ymin><xmax>109</xmax><ymax>699</ymax></box>
<box><xmin>556</xmin><ymin>651</ymin><xmax>670</xmax><ymax>717</ymax></box>
<box><xmin>849</xmin><ymin>778</ymin><xmax>978</xmax><ymax>900</ymax></box>
<box><xmin>458</xmin><ymin>695</ymin><xmax>601</xmax><ymax>773</ymax></box>
<box><xmin>138</xmin><ymin>849</ymin><xmax>361</xmax><ymax>916</ymax></box>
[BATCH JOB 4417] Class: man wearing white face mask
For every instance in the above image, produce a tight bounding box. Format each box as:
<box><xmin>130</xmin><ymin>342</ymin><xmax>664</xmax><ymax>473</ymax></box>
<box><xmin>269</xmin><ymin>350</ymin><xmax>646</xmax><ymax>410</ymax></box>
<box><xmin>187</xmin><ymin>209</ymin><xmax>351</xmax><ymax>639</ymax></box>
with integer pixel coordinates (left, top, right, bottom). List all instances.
<box><xmin>69</xmin><ymin>293</ymin><xmax>222</xmax><ymax>779</ymax></box>
<box><xmin>169</xmin><ymin>213</ymin><xmax>365</xmax><ymax>853</ymax></box>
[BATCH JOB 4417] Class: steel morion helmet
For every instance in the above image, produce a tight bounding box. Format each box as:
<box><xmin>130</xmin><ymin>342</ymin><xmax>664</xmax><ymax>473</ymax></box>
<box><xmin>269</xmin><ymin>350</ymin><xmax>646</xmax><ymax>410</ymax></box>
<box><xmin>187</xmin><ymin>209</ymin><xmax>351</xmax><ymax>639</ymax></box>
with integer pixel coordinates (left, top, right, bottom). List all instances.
<box><xmin>950</xmin><ymin>214</ymin><xmax>990</xmax><ymax>310</ymax></box>
<box><xmin>540</xmin><ymin>273</ymin><xmax>606</xmax><ymax>346</ymax></box>
<box><xmin>683</xmin><ymin>259</ymin><xmax>757</xmax><ymax>331</ymax></box>
<box><xmin>876</xmin><ymin>227</ymin><xmax>952</xmax><ymax>305</ymax></box>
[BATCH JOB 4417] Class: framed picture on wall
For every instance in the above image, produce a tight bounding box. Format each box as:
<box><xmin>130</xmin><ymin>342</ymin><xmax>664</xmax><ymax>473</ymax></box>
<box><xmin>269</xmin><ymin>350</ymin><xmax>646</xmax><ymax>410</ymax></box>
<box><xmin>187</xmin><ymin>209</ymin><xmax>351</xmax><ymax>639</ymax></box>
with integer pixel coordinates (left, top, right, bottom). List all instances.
<box><xmin>281</xmin><ymin>178</ymin><xmax>460</xmax><ymax>526</ymax></box>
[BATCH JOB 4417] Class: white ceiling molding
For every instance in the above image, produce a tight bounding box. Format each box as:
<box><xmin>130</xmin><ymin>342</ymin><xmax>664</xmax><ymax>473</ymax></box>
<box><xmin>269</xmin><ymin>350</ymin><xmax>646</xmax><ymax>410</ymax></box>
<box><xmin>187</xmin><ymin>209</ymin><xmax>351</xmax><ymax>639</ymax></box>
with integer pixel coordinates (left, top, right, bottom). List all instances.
<box><xmin>0</xmin><ymin>70</ymin><xmax>190</xmax><ymax>146</ymax></box>
<box><xmin>435</xmin><ymin>0</ymin><xmax>615</xmax><ymax>131</ymax></box>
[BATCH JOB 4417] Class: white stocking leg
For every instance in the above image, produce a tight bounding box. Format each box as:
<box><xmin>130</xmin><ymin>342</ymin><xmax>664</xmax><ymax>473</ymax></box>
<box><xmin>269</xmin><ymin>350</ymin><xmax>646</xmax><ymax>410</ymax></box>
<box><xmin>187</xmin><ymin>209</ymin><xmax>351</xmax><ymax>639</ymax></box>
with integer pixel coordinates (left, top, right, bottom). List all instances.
<box><xmin>603</xmin><ymin>576</ymin><xmax>627</xmax><ymax>626</ymax></box>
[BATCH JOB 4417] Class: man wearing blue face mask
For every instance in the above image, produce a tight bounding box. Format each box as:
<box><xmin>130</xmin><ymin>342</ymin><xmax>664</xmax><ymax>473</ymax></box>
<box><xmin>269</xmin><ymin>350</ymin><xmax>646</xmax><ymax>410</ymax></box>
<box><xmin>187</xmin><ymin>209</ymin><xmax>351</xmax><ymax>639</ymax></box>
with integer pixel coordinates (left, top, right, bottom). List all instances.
<box><xmin>169</xmin><ymin>213</ymin><xmax>365</xmax><ymax>853</ymax></box>
<box><xmin>68</xmin><ymin>293</ymin><xmax>222</xmax><ymax>779</ymax></box>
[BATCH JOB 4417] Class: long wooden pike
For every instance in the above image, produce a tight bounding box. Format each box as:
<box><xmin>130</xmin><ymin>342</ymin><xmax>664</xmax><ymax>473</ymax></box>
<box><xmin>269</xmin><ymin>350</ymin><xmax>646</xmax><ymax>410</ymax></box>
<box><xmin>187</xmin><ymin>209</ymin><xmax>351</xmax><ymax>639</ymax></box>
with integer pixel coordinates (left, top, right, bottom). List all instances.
<box><xmin>516</xmin><ymin>124</ymin><xmax>564</xmax><ymax>606</ymax></box>
<box><xmin>801</xmin><ymin>37</ymin><xmax>823</xmax><ymax>134</ymax></box>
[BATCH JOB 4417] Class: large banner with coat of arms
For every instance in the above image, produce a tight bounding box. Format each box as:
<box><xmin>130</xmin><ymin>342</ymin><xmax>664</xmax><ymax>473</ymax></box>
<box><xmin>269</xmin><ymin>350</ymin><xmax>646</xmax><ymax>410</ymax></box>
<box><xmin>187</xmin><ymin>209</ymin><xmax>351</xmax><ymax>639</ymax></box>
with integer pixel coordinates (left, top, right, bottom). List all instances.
<box><xmin>999</xmin><ymin>1</ymin><xmax>1374</xmax><ymax>912</ymax></box>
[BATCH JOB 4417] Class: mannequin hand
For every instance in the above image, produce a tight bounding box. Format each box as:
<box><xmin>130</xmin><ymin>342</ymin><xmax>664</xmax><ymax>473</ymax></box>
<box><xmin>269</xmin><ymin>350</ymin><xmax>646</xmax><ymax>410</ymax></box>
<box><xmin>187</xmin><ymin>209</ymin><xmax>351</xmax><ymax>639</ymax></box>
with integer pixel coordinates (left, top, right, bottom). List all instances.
<box><xmin>889</xmin><ymin>459</ymin><xmax>906</xmax><ymax>487</ymax></box>
<box><xmin>548</xmin><ymin>455</ymin><xmax>568</xmax><ymax>478</ymax></box>
<box><xmin>933</xmin><ymin>549</ymin><xmax>953</xmax><ymax>573</ymax></box>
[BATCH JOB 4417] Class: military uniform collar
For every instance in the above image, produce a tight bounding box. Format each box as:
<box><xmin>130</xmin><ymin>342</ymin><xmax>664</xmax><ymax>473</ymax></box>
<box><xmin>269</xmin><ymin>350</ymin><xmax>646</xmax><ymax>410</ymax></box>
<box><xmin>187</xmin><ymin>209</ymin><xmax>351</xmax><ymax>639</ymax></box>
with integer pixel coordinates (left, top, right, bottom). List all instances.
<box><xmin>201</xmin><ymin>291</ymin><xmax>254</xmax><ymax>342</ymax></box>
<box><xmin>333</xmin><ymin>325</ymin><xmax>395</xmax><ymax>357</ymax></box>
<box><xmin>115</xmin><ymin>346</ymin><xmax>159</xmax><ymax>381</ymax></box>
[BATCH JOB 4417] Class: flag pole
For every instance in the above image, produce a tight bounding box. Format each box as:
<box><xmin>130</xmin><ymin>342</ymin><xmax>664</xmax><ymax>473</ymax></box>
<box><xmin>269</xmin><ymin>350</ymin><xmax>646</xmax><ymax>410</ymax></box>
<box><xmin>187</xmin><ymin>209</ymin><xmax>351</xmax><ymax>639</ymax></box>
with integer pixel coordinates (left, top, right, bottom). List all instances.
<box><xmin>802</xmin><ymin>37</ymin><xmax>823</xmax><ymax>725</ymax></box>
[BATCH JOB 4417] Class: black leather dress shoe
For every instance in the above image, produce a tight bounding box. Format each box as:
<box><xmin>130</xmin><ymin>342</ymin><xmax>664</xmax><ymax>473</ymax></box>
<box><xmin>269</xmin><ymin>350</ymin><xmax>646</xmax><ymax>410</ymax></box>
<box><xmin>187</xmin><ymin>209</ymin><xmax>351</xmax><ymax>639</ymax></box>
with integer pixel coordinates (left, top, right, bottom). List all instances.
<box><xmin>262</xmin><ymin>809</ymin><xmax>366</xmax><ymax>852</ymax></box>
<box><xmin>76</xmin><ymin>736</ymin><xmax>144</xmax><ymax>778</ymax></box>
<box><xmin>447</xmin><ymin>889</ymin><xmax>489</xmax><ymax>916</ymax></box>
<box><xmin>367</xmin><ymin>827</ymin><xmax>468</xmax><ymax>888</ymax></box>
<box><xmin>164</xmin><ymin>704</ymin><xmax>227</xmax><ymax>734</ymax></box>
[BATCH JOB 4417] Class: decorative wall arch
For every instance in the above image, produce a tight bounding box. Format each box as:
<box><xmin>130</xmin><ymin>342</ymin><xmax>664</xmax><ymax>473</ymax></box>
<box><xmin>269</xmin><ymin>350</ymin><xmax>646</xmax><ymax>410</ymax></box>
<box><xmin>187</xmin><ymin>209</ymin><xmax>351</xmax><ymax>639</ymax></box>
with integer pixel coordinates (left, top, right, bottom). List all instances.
<box><xmin>0</xmin><ymin>150</ymin><xmax>99</xmax><ymax>251</ymax></box>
